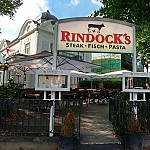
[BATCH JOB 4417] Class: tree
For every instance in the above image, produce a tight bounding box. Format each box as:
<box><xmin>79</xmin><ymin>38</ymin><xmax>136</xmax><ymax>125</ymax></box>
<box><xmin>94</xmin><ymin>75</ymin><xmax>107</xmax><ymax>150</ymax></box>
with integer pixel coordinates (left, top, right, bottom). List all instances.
<box><xmin>0</xmin><ymin>0</ymin><xmax>23</xmax><ymax>18</ymax></box>
<box><xmin>92</xmin><ymin>0</ymin><xmax>150</xmax><ymax>61</ymax></box>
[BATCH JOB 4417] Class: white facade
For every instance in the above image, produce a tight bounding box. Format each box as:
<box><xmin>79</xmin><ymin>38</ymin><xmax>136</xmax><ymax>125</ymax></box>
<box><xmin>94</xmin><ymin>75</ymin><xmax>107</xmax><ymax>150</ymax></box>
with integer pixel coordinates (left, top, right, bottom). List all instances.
<box><xmin>0</xmin><ymin>19</ymin><xmax>55</xmax><ymax>57</ymax></box>
<box><xmin>0</xmin><ymin>12</ymin><xmax>92</xmax><ymax>88</ymax></box>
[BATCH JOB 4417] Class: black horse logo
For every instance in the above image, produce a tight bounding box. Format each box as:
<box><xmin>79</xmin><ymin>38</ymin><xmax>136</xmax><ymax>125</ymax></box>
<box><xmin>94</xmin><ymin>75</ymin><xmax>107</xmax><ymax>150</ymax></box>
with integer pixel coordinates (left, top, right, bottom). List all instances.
<box><xmin>88</xmin><ymin>23</ymin><xmax>105</xmax><ymax>33</ymax></box>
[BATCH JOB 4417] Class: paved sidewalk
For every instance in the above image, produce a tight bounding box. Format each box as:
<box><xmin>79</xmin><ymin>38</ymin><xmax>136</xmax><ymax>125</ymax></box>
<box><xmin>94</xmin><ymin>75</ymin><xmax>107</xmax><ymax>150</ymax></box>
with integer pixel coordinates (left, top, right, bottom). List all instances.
<box><xmin>80</xmin><ymin>103</ymin><xmax>121</xmax><ymax>144</ymax></box>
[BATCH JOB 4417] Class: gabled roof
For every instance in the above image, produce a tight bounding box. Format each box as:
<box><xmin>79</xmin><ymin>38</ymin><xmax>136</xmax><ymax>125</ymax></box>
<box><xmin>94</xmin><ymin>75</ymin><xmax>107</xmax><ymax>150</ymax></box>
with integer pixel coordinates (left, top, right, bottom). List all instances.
<box><xmin>18</xmin><ymin>19</ymin><xmax>34</xmax><ymax>37</ymax></box>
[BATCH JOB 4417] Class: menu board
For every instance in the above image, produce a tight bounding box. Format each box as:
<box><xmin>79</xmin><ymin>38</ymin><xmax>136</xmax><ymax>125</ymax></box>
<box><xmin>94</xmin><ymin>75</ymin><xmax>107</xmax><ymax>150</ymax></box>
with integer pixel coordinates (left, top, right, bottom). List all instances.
<box><xmin>122</xmin><ymin>72</ymin><xmax>150</xmax><ymax>92</ymax></box>
<box><xmin>37</xmin><ymin>75</ymin><xmax>67</xmax><ymax>88</ymax></box>
<box><xmin>35</xmin><ymin>70</ymin><xmax>70</xmax><ymax>91</ymax></box>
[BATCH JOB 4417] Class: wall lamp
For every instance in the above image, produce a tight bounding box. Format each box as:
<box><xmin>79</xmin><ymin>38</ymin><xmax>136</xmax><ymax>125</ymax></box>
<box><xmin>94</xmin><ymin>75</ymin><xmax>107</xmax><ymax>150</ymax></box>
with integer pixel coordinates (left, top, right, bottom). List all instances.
<box><xmin>141</xmin><ymin>58</ymin><xmax>148</xmax><ymax>72</ymax></box>
<box><xmin>16</xmin><ymin>73</ymin><xmax>22</xmax><ymax>84</ymax></box>
<box><xmin>0</xmin><ymin>62</ymin><xmax>9</xmax><ymax>69</ymax></box>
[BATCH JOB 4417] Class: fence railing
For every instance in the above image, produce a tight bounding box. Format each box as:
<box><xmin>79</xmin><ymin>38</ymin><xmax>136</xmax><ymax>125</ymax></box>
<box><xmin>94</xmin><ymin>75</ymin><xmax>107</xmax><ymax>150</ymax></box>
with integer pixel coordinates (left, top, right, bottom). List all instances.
<box><xmin>109</xmin><ymin>95</ymin><xmax>150</xmax><ymax>135</ymax></box>
<box><xmin>0</xmin><ymin>98</ymin><xmax>81</xmax><ymax>137</ymax></box>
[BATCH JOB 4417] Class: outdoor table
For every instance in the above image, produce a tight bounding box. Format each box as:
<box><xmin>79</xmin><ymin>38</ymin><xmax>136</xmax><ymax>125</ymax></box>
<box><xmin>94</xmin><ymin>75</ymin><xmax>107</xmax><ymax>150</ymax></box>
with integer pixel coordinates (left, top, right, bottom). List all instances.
<box><xmin>28</xmin><ymin>93</ymin><xmax>40</xmax><ymax>99</ymax></box>
<box><xmin>62</xmin><ymin>93</ymin><xmax>76</xmax><ymax>99</ymax></box>
<box><xmin>62</xmin><ymin>93</ymin><xmax>77</xmax><ymax>107</ymax></box>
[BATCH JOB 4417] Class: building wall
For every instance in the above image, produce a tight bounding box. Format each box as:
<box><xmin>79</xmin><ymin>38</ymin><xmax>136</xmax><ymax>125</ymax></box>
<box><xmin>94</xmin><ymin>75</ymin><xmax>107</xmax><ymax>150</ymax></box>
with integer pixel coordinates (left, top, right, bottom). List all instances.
<box><xmin>37</xmin><ymin>29</ymin><xmax>54</xmax><ymax>52</ymax></box>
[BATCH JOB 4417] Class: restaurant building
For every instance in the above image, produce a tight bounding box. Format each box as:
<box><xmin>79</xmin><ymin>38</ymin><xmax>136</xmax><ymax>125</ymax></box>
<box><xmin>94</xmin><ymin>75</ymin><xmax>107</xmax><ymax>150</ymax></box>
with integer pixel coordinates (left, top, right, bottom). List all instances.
<box><xmin>0</xmin><ymin>11</ymin><xmax>93</xmax><ymax>88</ymax></box>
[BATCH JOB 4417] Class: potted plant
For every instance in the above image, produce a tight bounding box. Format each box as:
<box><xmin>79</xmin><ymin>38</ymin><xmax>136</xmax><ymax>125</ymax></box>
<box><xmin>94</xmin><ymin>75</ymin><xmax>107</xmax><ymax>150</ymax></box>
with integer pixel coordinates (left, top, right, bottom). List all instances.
<box><xmin>127</xmin><ymin>112</ymin><xmax>141</xmax><ymax>133</ymax></box>
<box><xmin>125</xmin><ymin>112</ymin><xmax>143</xmax><ymax>150</ymax></box>
<box><xmin>59</xmin><ymin>108</ymin><xmax>77</xmax><ymax>150</ymax></box>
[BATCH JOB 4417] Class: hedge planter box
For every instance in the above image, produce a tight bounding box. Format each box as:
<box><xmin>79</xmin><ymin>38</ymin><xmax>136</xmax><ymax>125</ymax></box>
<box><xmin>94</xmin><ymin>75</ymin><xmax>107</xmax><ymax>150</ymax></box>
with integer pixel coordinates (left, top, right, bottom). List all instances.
<box><xmin>59</xmin><ymin>135</ymin><xmax>77</xmax><ymax>150</ymax></box>
<box><xmin>143</xmin><ymin>135</ymin><xmax>150</xmax><ymax>149</ymax></box>
<box><xmin>125</xmin><ymin>133</ymin><xmax>143</xmax><ymax>150</ymax></box>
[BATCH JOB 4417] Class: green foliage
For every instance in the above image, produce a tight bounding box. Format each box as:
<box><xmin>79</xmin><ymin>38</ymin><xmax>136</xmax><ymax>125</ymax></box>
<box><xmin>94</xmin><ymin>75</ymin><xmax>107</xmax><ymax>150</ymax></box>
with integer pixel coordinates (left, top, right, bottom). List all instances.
<box><xmin>112</xmin><ymin>91</ymin><xmax>129</xmax><ymax>101</ymax></box>
<box><xmin>103</xmin><ymin>80</ymin><xmax>121</xmax><ymax>89</ymax></box>
<box><xmin>93</xmin><ymin>0</ymin><xmax>150</xmax><ymax>62</ymax></box>
<box><xmin>79</xmin><ymin>79</ymin><xmax>121</xmax><ymax>89</ymax></box>
<box><xmin>127</xmin><ymin>112</ymin><xmax>141</xmax><ymax>133</ymax></box>
<box><xmin>111</xmin><ymin>92</ymin><xmax>150</xmax><ymax>135</ymax></box>
<box><xmin>96</xmin><ymin>0</ymin><xmax>150</xmax><ymax>23</ymax></box>
<box><xmin>0</xmin><ymin>99</ymin><xmax>11</xmax><ymax>117</ymax></box>
<box><xmin>136</xmin><ymin>22</ymin><xmax>150</xmax><ymax>60</ymax></box>
<box><xmin>19</xmin><ymin>147</ymin><xmax>34</xmax><ymax>150</ymax></box>
<box><xmin>0</xmin><ymin>0</ymin><xmax>23</xmax><ymax>18</ymax></box>
<box><xmin>111</xmin><ymin>92</ymin><xmax>131</xmax><ymax>135</ymax></box>
<box><xmin>0</xmin><ymin>78</ymin><xmax>24</xmax><ymax>99</ymax></box>
<box><xmin>137</xmin><ymin>101</ymin><xmax>150</xmax><ymax>134</ymax></box>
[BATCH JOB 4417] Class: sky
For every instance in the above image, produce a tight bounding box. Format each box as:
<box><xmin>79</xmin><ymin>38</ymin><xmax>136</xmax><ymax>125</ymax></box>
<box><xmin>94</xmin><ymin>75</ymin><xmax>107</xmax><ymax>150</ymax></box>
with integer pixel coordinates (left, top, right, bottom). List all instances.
<box><xmin>0</xmin><ymin>0</ymin><xmax>103</xmax><ymax>41</ymax></box>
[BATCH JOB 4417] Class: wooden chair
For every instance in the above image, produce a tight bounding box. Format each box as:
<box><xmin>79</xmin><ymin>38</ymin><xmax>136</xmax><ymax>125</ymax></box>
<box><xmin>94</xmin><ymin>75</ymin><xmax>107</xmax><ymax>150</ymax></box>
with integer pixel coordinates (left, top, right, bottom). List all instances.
<box><xmin>81</xmin><ymin>89</ymin><xmax>89</xmax><ymax>107</ymax></box>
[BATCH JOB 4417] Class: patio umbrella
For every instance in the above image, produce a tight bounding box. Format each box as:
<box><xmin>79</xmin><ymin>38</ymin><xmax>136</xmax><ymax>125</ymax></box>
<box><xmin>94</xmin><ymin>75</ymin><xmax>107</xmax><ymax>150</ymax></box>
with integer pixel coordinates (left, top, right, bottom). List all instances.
<box><xmin>97</xmin><ymin>70</ymin><xmax>131</xmax><ymax>78</ymax></box>
<box><xmin>8</xmin><ymin>51</ymin><xmax>102</xmax><ymax>72</ymax></box>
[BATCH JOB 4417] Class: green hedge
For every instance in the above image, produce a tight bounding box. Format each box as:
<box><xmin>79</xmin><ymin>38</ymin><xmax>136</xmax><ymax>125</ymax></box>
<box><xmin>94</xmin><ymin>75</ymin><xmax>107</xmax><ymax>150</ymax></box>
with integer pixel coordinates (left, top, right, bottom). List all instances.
<box><xmin>79</xmin><ymin>79</ymin><xmax>122</xmax><ymax>89</ymax></box>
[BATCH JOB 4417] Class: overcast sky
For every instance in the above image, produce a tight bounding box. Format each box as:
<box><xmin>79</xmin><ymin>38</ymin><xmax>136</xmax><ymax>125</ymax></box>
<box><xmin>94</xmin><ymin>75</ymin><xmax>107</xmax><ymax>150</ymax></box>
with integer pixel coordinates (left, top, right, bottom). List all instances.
<box><xmin>0</xmin><ymin>0</ymin><xmax>102</xmax><ymax>41</ymax></box>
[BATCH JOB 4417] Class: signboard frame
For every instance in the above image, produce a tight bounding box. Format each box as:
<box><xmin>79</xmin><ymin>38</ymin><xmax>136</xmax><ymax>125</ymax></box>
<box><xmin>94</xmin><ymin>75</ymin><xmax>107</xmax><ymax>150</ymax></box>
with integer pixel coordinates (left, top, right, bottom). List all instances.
<box><xmin>35</xmin><ymin>69</ymin><xmax>70</xmax><ymax>91</ymax></box>
<box><xmin>56</xmin><ymin>17</ymin><xmax>135</xmax><ymax>54</ymax></box>
<box><xmin>122</xmin><ymin>72</ymin><xmax>150</xmax><ymax>92</ymax></box>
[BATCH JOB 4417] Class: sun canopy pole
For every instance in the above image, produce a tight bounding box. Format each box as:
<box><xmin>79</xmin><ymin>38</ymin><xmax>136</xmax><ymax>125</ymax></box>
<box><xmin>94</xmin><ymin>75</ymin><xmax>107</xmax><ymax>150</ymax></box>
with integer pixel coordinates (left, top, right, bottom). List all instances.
<box><xmin>49</xmin><ymin>21</ymin><xmax>58</xmax><ymax>137</ymax></box>
<box><xmin>132</xmin><ymin>26</ymin><xmax>138</xmax><ymax>118</ymax></box>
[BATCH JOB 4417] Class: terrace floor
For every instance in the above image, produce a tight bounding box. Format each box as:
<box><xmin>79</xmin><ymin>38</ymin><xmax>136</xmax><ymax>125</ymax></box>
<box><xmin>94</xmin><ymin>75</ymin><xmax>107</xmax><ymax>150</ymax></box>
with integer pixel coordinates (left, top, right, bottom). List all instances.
<box><xmin>80</xmin><ymin>102</ymin><xmax>120</xmax><ymax>145</ymax></box>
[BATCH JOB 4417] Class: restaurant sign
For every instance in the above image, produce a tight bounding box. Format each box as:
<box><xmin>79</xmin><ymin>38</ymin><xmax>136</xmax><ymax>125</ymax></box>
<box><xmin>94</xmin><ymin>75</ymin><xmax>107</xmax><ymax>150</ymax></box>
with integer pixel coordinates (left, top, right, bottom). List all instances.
<box><xmin>56</xmin><ymin>18</ymin><xmax>135</xmax><ymax>53</ymax></box>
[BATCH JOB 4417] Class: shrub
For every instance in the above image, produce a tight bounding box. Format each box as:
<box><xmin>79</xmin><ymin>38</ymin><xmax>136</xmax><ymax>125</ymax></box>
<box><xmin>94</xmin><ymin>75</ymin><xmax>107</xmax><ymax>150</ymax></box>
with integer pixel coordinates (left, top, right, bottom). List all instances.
<box><xmin>60</xmin><ymin>108</ymin><xmax>75</xmax><ymax>137</ymax></box>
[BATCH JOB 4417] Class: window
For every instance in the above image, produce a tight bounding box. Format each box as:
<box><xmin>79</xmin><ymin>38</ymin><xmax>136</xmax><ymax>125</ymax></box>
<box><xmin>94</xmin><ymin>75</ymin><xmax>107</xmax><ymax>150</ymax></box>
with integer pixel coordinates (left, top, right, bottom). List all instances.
<box><xmin>50</xmin><ymin>43</ymin><xmax>53</xmax><ymax>51</ymax></box>
<box><xmin>26</xmin><ymin>26</ymin><xmax>30</xmax><ymax>32</ymax></box>
<box><xmin>42</xmin><ymin>40</ymin><xmax>49</xmax><ymax>51</ymax></box>
<box><xmin>25</xmin><ymin>43</ymin><xmax>30</xmax><ymax>54</ymax></box>
<box><xmin>0</xmin><ymin>72</ymin><xmax>2</xmax><ymax>85</ymax></box>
